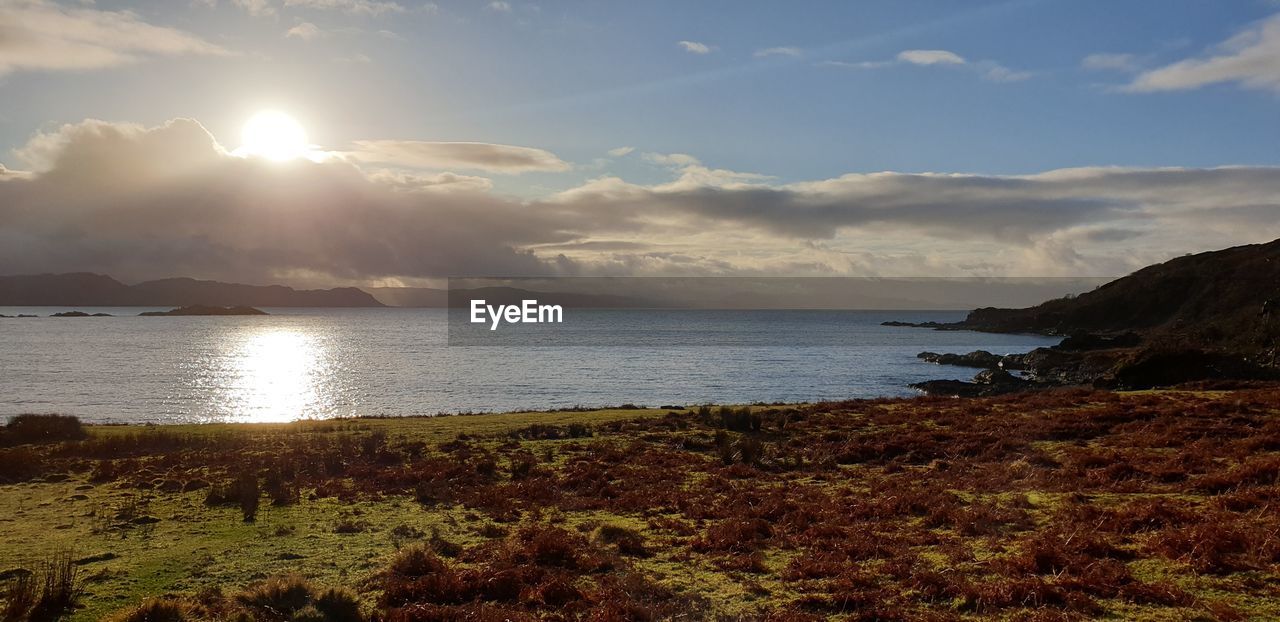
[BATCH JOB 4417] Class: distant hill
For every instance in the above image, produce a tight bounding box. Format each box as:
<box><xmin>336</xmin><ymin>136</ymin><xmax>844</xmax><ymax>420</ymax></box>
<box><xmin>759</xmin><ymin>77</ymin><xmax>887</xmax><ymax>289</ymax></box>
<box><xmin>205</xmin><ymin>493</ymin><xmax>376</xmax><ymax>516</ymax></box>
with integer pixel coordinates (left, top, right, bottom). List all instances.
<box><xmin>365</xmin><ymin>286</ymin><xmax>650</xmax><ymax>308</ymax></box>
<box><xmin>955</xmin><ymin>239</ymin><xmax>1280</xmax><ymax>354</ymax></box>
<box><xmin>0</xmin><ymin>273</ymin><xmax>384</xmax><ymax>307</ymax></box>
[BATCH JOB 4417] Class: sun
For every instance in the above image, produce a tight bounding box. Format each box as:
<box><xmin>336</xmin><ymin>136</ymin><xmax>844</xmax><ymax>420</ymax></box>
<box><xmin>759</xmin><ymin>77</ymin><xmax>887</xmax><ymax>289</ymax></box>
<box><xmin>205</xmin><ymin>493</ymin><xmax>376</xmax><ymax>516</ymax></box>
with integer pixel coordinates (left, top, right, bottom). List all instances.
<box><xmin>236</xmin><ymin>110</ymin><xmax>311</xmax><ymax>161</ymax></box>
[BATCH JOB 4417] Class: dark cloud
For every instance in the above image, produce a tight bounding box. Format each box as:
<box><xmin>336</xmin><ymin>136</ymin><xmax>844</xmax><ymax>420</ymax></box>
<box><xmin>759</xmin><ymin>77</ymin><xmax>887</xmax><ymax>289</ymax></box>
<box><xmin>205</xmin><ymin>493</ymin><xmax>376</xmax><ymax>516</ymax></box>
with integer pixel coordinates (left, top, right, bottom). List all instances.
<box><xmin>544</xmin><ymin>166</ymin><xmax>1280</xmax><ymax>245</ymax></box>
<box><xmin>0</xmin><ymin>119</ymin><xmax>576</xmax><ymax>284</ymax></box>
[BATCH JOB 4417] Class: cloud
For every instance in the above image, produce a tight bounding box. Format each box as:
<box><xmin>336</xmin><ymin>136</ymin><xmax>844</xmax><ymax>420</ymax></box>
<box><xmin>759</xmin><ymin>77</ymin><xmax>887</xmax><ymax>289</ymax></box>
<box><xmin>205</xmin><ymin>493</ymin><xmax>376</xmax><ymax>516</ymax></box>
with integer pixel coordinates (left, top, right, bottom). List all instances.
<box><xmin>285</xmin><ymin>22</ymin><xmax>324</xmax><ymax>39</ymax></box>
<box><xmin>677</xmin><ymin>40</ymin><xmax>713</xmax><ymax>55</ymax></box>
<box><xmin>545</xmin><ymin>165</ymin><xmax>1280</xmax><ymax>261</ymax></box>
<box><xmin>644</xmin><ymin>152</ymin><xmax>701</xmax><ymax>167</ymax></box>
<box><xmin>897</xmin><ymin>49</ymin><xmax>965</xmax><ymax>65</ymax></box>
<box><xmin>282</xmin><ymin>0</ymin><xmax>406</xmax><ymax>16</ymax></box>
<box><xmin>978</xmin><ymin>61</ymin><xmax>1033</xmax><ymax>82</ymax></box>
<box><xmin>5</xmin><ymin>118</ymin><xmax>1280</xmax><ymax>282</ymax></box>
<box><xmin>347</xmin><ymin>140</ymin><xmax>571</xmax><ymax>173</ymax></box>
<box><xmin>0</xmin><ymin>119</ymin><xmax>575</xmax><ymax>283</ymax></box>
<box><xmin>1128</xmin><ymin>13</ymin><xmax>1280</xmax><ymax>92</ymax></box>
<box><xmin>820</xmin><ymin>60</ymin><xmax>891</xmax><ymax>70</ymax></box>
<box><xmin>1082</xmin><ymin>53</ymin><xmax>1139</xmax><ymax>72</ymax></box>
<box><xmin>0</xmin><ymin>0</ymin><xmax>230</xmax><ymax>75</ymax></box>
<box><xmin>825</xmin><ymin>49</ymin><xmax>1030</xmax><ymax>82</ymax></box>
<box><xmin>754</xmin><ymin>46</ymin><xmax>801</xmax><ymax>58</ymax></box>
<box><xmin>232</xmin><ymin>0</ymin><xmax>276</xmax><ymax>16</ymax></box>
<box><xmin>486</xmin><ymin>1</ymin><xmax>510</xmax><ymax>12</ymax></box>
<box><xmin>607</xmin><ymin>146</ymin><xmax>635</xmax><ymax>157</ymax></box>
<box><xmin>364</xmin><ymin>169</ymin><xmax>493</xmax><ymax>193</ymax></box>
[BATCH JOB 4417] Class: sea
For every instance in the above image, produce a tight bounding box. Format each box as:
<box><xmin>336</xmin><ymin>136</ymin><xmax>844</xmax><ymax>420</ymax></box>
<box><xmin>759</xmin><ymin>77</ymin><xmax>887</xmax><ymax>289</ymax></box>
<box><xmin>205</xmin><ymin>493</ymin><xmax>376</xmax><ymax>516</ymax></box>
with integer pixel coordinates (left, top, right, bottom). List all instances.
<box><xmin>0</xmin><ymin>308</ymin><xmax>1059</xmax><ymax>423</ymax></box>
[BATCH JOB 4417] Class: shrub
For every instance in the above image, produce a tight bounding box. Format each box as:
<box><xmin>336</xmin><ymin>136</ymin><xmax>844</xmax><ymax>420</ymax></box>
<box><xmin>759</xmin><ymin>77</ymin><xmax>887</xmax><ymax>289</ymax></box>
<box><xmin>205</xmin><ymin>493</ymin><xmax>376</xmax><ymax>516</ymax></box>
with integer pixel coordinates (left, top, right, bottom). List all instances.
<box><xmin>0</xmin><ymin>447</ymin><xmax>44</xmax><ymax>483</ymax></box>
<box><xmin>235</xmin><ymin>574</ymin><xmax>315</xmax><ymax>618</ymax></box>
<box><xmin>2</xmin><ymin>414</ymin><xmax>86</xmax><ymax>446</ymax></box>
<box><xmin>591</xmin><ymin>524</ymin><xmax>650</xmax><ymax>557</ymax></box>
<box><xmin>104</xmin><ymin>597</ymin><xmax>192</xmax><ymax>622</ymax></box>
<box><xmin>693</xmin><ymin>518</ymin><xmax>772</xmax><ymax>553</ymax></box>
<box><xmin>717</xmin><ymin>406</ymin><xmax>759</xmax><ymax>432</ymax></box>
<box><xmin>1</xmin><ymin>571</ymin><xmax>37</xmax><ymax>622</ymax></box>
<box><xmin>206</xmin><ymin>473</ymin><xmax>260</xmax><ymax>522</ymax></box>
<box><xmin>312</xmin><ymin>588</ymin><xmax>363</xmax><ymax>622</ymax></box>
<box><xmin>427</xmin><ymin>529</ymin><xmax>462</xmax><ymax>558</ymax></box>
<box><xmin>29</xmin><ymin>551</ymin><xmax>81</xmax><ymax>622</ymax></box>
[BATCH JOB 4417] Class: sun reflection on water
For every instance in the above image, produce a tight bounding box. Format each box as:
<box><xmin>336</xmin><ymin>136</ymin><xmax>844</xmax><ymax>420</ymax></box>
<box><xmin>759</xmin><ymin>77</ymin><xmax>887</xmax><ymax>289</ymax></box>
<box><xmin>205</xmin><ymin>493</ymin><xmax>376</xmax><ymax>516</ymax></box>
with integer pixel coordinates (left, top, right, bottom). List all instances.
<box><xmin>224</xmin><ymin>329</ymin><xmax>329</xmax><ymax>422</ymax></box>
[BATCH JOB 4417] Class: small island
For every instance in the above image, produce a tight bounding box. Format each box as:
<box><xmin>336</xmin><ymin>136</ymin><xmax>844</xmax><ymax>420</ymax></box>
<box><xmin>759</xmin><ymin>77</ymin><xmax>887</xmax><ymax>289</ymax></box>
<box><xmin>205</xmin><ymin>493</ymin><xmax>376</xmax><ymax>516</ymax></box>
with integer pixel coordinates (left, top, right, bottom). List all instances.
<box><xmin>139</xmin><ymin>305</ymin><xmax>268</xmax><ymax>316</ymax></box>
<box><xmin>50</xmin><ymin>311</ymin><xmax>113</xmax><ymax>317</ymax></box>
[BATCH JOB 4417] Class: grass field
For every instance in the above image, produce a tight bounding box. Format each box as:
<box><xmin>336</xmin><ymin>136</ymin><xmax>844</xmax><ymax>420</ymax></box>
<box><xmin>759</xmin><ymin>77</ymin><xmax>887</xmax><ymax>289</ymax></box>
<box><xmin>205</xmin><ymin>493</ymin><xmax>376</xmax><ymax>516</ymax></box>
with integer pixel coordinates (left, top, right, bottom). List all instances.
<box><xmin>1</xmin><ymin>390</ymin><xmax>1278</xmax><ymax>621</ymax></box>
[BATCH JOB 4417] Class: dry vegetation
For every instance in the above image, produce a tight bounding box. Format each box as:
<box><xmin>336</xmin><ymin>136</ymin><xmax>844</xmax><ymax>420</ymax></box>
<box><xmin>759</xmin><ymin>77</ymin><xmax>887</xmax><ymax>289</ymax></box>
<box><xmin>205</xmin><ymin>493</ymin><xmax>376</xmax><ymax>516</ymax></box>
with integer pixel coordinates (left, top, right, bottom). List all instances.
<box><xmin>2</xmin><ymin>389</ymin><xmax>1279</xmax><ymax>620</ymax></box>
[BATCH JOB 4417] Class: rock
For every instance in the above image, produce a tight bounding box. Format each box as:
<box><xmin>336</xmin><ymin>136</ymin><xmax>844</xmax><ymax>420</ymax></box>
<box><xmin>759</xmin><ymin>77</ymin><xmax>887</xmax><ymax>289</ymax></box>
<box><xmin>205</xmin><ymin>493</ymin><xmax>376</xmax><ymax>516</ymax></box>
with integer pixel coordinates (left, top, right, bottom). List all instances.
<box><xmin>74</xmin><ymin>552</ymin><xmax>118</xmax><ymax>565</ymax></box>
<box><xmin>0</xmin><ymin>568</ymin><xmax>32</xmax><ymax>581</ymax></box>
<box><xmin>130</xmin><ymin>515</ymin><xmax>162</xmax><ymax>525</ymax></box>
<box><xmin>913</xmin><ymin>368</ymin><xmax>1038</xmax><ymax>397</ymax></box>
<box><xmin>48</xmin><ymin>310</ymin><xmax>114</xmax><ymax>317</ymax></box>
<box><xmin>1102</xmin><ymin>348</ymin><xmax>1280</xmax><ymax>390</ymax></box>
<box><xmin>139</xmin><ymin>305</ymin><xmax>268</xmax><ymax>316</ymax></box>
<box><xmin>1056</xmin><ymin>332</ymin><xmax>1142</xmax><ymax>351</ymax></box>
<box><xmin>909</xmin><ymin>379</ymin><xmax>987</xmax><ymax>397</ymax></box>
<box><xmin>974</xmin><ymin>368</ymin><xmax>1025</xmax><ymax>386</ymax></box>
<box><xmin>917</xmin><ymin>350</ymin><xmax>1005</xmax><ymax>369</ymax></box>
<box><xmin>883</xmin><ymin>320</ymin><xmax>962</xmax><ymax>330</ymax></box>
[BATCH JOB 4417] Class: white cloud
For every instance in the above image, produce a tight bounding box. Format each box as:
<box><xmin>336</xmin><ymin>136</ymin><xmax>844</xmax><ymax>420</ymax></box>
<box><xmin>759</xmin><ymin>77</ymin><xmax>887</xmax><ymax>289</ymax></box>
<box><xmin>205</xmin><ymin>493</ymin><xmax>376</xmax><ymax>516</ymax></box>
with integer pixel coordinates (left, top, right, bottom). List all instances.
<box><xmin>334</xmin><ymin>52</ymin><xmax>372</xmax><ymax>64</ymax></box>
<box><xmin>1082</xmin><ymin>53</ymin><xmax>1139</xmax><ymax>72</ymax></box>
<box><xmin>821</xmin><ymin>60</ymin><xmax>891</xmax><ymax>69</ymax></box>
<box><xmin>0</xmin><ymin>0</ymin><xmax>231</xmax><ymax>75</ymax></box>
<box><xmin>486</xmin><ymin>1</ymin><xmax>511</xmax><ymax>12</ymax></box>
<box><xmin>285</xmin><ymin>22</ymin><xmax>324</xmax><ymax>39</ymax></box>
<box><xmin>607</xmin><ymin>146</ymin><xmax>635</xmax><ymax>157</ymax></box>
<box><xmin>754</xmin><ymin>46</ymin><xmax>801</xmax><ymax>58</ymax></box>
<box><xmin>897</xmin><ymin>49</ymin><xmax>966</xmax><ymax>65</ymax></box>
<box><xmin>677</xmin><ymin>40</ymin><xmax>713</xmax><ymax>55</ymax></box>
<box><xmin>282</xmin><ymin>0</ymin><xmax>406</xmax><ymax>16</ymax></box>
<box><xmin>825</xmin><ymin>49</ymin><xmax>1030</xmax><ymax>82</ymax></box>
<box><xmin>644</xmin><ymin>152</ymin><xmax>701</xmax><ymax>167</ymax></box>
<box><xmin>232</xmin><ymin>0</ymin><xmax>276</xmax><ymax>16</ymax></box>
<box><xmin>1128</xmin><ymin>13</ymin><xmax>1280</xmax><ymax>92</ymax></box>
<box><xmin>979</xmin><ymin>61</ymin><xmax>1033</xmax><ymax>82</ymax></box>
<box><xmin>347</xmin><ymin>140</ymin><xmax>571</xmax><ymax>173</ymax></box>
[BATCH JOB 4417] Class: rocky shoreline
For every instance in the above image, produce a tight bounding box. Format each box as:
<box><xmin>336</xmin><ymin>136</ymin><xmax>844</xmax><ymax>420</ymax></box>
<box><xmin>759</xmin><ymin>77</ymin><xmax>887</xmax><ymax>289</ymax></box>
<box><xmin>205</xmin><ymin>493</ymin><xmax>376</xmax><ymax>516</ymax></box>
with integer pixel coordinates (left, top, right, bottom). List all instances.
<box><xmin>908</xmin><ymin>337</ymin><xmax>1279</xmax><ymax>397</ymax></box>
<box><xmin>890</xmin><ymin>239</ymin><xmax>1280</xmax><ymax>396</ymax></box>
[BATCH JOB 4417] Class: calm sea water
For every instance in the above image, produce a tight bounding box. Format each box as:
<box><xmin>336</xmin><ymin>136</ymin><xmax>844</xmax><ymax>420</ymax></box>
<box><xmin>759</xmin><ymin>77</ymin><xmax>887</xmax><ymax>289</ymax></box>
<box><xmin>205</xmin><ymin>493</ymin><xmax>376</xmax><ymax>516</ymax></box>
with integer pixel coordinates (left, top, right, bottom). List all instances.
<box><xmin>0</xmin><ymin>308</ymin><xmax>1059</xmax><ymax>423</ymax></box>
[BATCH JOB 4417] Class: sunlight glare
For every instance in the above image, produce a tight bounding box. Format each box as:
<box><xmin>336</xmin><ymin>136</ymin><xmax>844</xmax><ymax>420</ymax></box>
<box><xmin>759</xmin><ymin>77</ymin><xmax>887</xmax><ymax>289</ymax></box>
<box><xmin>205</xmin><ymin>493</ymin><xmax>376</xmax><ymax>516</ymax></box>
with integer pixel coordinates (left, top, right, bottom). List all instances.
<box><xmin>236</xmin><ymin>110</ymin><xmax>312</xmax><ymax>161</ymax></box>
<box><xmin>227</xmin><ymin>329</ymin><xmax>326</xmax><ymax>422</ymax></box>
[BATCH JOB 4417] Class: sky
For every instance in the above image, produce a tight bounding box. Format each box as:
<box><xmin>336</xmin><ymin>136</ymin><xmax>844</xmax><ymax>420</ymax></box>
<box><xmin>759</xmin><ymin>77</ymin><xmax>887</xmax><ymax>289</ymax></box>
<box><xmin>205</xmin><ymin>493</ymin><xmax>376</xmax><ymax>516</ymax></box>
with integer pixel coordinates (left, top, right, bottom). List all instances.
<box><xmin>2</xmin><ymin>0</ymin><xmax>1280</xmax><ymax>286</ymax></box>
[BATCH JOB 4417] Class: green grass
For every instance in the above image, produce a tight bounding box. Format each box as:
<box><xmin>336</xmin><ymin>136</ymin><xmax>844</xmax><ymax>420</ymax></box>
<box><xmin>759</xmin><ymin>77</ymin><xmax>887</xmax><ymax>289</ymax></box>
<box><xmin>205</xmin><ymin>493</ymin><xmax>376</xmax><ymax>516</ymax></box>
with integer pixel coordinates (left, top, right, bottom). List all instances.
<box><xmin>2</xmin><ymin>406</ymin><xmax>678</xmax><ymax>621</ymax></box>
<box><xmin>3</xmin><ymin>391</ymin><xmax>1279</xmax><ymax>620</ymax></box>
